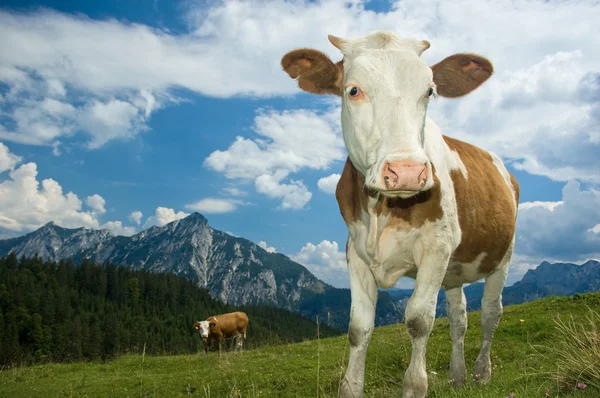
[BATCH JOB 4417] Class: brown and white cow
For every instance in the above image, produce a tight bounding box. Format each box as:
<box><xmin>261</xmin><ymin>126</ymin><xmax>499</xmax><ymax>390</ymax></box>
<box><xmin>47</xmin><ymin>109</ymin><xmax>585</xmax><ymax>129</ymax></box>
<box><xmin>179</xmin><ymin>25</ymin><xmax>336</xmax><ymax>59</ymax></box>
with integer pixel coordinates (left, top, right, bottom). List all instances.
<box><xmin>193</xmin><ymin>311</ymin><xmax>249</xmax><ymax>355</ymax></box>
<box><xmin>281</xmin><ymin>31</ymin><xmax>518</xmax><ymax>398</ymax></box>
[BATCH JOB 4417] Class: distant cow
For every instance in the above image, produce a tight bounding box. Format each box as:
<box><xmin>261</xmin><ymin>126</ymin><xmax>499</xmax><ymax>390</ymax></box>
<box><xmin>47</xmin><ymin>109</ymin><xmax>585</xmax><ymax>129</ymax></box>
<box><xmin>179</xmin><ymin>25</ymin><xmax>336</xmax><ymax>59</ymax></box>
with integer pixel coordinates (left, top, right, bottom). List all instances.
<box><xmin>193</xmin><ymin>311</ymin><xmax>249</xmax><ymax>355</ymax></box>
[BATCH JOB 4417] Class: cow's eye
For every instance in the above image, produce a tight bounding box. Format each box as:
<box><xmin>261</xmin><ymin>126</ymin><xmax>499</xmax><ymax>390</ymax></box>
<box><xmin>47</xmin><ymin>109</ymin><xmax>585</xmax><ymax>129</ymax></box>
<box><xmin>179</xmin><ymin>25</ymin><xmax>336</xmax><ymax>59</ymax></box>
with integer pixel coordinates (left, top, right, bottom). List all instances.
<box><xmin>427</xmin><ymin>88</ymin><xmax>434</xmax><ymax>97</ymax></box>
<box><xmin>350</xmin><ymin>87</ymin><xmax>359</xmax><ymax>96</ymax></box>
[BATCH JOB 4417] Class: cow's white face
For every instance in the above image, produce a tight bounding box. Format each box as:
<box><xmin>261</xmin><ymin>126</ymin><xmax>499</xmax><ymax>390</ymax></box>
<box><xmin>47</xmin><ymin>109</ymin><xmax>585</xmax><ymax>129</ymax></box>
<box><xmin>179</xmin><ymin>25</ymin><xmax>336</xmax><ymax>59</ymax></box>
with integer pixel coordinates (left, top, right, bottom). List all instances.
<box><xmin>194</xmin><ymin>321</ymin><xmax>210</xmax><ymax>339</ymax></box>
<box><xmin>282</xmin><ymin>30</ymin><xmax>494</xmax><ymax>199</ymax></box>
<box><xmin>336</xmin><ymin>32</ymin><xmax>435</xmax><ymax>198</ymax></box>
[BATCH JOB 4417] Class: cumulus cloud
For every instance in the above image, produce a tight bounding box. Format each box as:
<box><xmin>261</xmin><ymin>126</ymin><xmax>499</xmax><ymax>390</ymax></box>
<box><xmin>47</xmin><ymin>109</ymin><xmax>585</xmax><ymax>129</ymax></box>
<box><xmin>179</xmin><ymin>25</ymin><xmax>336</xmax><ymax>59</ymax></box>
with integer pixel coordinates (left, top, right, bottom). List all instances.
<box><xmin>317</xmin><ymin>173</ymin><xmax>341</xmax><ymax>194</ymax></box>
<box><xmin>101</xmin><ymin>221</ymin><xmax>136</xmax><ymax>236</ymax></box>
<box><xmin>515</xmin><ymin>181</ymin><xmax>600</xmax><ymax>263</ymax></box>
<box><xmin>291</xmin><ymin>240</ymin><xmax>348</xmax><ymax>288</ymax></box>
<box><xmin>128</xmin><ymin>210</ymin><xmax>143</xmax><ymax>225</ymax></box>
<box><xmin>518</xmin><ymin>201</ymin><xmax>563</xmax><ymax>212</ymax></box>
<box><xmin>0</xmin><ymin>149</ymin><xmax>130</xmax><ymax>234</ymax></box>
<box><xmin>204</xmin><ymin>108</ymin><xmax>344</xmax><ymax>179</ymax></box>
<box><xmin>205</xmin><ymin>108</ymin><xmax>343</xmax><ymax>209</ymax></box>
<box><xmin>0</xmin><ymin>162</ymin><xmax>100</xmax><ymax>232</ymax></box>
<box><xmin>258</xmin><ymin>241</ymin><xmax>276</xmax><ymax>253</ymax></box>
<box><xmin>143</xmin><ymin>207</ymin><xmax>189</xmax><ymax>228</ymax></box>
<box><xmin>255</xmin><ymin>170</ymin><xmax>312</xmax><ymax>210</ymax></box>
<box><xmin>86</xmin><ymin>194</ymin><xmax>106</xmax><ymax>214</ymax></box>
<box><xmin>185</xmin><ymin>198</ymin><xmax>245</xmax><ymax>214</ymax></box>
<box><xmin>0</xmin><ymin>142</ymin><xmax>22</xmax><ymax>173</ymax></box>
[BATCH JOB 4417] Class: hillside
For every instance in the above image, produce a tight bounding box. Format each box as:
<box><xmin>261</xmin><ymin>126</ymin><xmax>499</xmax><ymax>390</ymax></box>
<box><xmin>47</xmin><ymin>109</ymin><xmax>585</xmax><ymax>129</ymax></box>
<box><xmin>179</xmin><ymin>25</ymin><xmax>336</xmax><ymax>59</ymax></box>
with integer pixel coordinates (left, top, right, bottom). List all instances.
<box><xmin>0</xmin><ymin>254</ymin><xmax>341</xmax><ymax>367</ymax></box>
<box><xmin>0</xmin><ymin>214</ymin><xmax>402</xmax><ymax>330</ymax></box>
<box><xmin>1</xmin><ymin>292</ymin><xmax>598</xmax><ymax>397</ymax></box>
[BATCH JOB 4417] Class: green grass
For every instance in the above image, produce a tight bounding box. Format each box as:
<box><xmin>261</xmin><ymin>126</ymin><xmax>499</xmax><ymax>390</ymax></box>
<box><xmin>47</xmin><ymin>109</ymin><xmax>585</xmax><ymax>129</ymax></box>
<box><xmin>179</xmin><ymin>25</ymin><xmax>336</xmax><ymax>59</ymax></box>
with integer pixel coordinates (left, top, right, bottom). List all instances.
<box><xmin>1</xmin><ymin>292</ymin><xmax>599</xmax><ymax>398</ymax></box>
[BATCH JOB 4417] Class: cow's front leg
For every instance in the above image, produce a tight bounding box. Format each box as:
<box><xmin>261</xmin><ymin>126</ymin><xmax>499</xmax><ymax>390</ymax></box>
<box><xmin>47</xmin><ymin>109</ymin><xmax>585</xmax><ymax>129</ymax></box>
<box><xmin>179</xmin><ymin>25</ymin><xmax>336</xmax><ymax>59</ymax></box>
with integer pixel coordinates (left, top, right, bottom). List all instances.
<box><xmin>446</xmin><ymin>286</ymin><xmax>467</xmax><ymax>387</ymax></box>
<box><xmin>339</xmin><ymin>241</ymin><xmax>378</xmax><ymax>398</ymax></box>
<box><xmin>402</xmin><ymin>246</ymin><xmax>450</xmax><ymax>398</ymax></box>
<box><xmin>217</xmin><ymin>336</ymin><xmax>223</xmax><ymax>356</ymax></box>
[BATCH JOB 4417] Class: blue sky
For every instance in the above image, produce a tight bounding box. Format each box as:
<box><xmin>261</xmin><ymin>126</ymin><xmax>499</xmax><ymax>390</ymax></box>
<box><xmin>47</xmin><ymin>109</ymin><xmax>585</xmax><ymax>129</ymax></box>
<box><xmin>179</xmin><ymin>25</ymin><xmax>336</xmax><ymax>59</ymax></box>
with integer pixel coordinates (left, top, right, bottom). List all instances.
<box><xmin>1</xmin><ymin>0</ymin><xmax>599</xmax><ymax>288</ymax></box>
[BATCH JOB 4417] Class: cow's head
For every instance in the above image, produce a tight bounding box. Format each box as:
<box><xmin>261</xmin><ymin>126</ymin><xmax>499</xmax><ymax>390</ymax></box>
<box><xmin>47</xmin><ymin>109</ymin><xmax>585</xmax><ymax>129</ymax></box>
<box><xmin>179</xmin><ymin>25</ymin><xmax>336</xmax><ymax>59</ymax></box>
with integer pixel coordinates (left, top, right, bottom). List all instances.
<box><xmin>193</xmin><ymin>320</ymin><xmax>210</xmax><ymax>340</ymax></box>
<box><xmin>282</xmin><ymin>31</ymin><xmax>493</xmax><ymax>198</ymax></box>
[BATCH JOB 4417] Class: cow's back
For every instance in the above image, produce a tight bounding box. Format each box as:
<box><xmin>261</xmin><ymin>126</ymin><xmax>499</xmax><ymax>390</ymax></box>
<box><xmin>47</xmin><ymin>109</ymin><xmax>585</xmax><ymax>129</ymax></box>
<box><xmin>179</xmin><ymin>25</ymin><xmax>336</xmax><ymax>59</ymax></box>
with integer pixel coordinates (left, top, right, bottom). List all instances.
<box><xmin>444</xmin><ymin>136</ymin><xmax>519</xmax><ymax>278</ymax></box>
<box><xmin>215</xmin><ymin>311</ymin><xmax>248</xmax><ymax>338</ymax></box>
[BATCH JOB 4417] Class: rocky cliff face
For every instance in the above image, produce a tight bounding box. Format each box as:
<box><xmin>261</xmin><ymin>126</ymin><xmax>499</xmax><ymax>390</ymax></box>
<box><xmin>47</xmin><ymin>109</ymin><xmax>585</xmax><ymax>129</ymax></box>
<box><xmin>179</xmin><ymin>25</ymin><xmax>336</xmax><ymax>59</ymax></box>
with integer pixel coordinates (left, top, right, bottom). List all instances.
<box><xmin>0</xmin><ymin>213</ymin><xmax>402</xmax><ymax>330</ymax></box>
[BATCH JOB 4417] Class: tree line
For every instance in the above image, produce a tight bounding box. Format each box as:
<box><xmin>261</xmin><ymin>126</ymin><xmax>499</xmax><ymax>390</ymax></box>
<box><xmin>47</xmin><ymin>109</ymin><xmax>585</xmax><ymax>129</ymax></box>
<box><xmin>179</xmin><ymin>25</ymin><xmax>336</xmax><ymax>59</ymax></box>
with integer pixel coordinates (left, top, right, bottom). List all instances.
<box><xmin>0</xmin><ymin>254</ymin><xmax>341</xmax><ymax>367</ymax></box>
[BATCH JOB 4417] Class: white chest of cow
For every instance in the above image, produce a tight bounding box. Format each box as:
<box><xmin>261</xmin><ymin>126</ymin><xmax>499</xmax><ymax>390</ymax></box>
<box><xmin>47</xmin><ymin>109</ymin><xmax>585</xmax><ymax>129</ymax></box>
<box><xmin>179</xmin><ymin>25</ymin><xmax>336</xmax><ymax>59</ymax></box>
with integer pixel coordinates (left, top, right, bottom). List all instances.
<box><xmin>351</xmin><ymin>214</ymin><xmax>423</xmax><ymax>288</ymax></box>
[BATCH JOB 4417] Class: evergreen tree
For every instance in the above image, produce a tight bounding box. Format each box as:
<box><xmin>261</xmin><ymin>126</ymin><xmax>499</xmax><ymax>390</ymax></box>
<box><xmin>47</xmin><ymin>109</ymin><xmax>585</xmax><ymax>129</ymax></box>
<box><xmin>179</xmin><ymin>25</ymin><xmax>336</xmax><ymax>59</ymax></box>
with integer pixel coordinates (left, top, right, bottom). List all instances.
<box><xmin>0</xmin><ymin>255</ymin><xmax>341</xmax><ymax>367</ymax></box>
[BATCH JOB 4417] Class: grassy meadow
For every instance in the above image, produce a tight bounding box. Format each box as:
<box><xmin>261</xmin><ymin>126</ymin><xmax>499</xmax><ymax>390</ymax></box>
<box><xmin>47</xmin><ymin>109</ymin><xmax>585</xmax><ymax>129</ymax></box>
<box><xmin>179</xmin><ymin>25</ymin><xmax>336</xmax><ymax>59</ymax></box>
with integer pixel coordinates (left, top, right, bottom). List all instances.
<box><xmin>1</xmin><ymin>292</ymin><xmax>599</xmax><ymax>398</ymax></box>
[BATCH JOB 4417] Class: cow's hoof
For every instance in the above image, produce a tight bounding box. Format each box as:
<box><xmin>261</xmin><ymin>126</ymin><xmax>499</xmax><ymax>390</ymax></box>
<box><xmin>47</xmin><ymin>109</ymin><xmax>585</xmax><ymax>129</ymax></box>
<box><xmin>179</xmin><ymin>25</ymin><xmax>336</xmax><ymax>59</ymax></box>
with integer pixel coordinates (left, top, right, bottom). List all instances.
<box><xmin>338</xmin><ymin>375</ymin><xmax>363</xmax><ymax>398</ymax></box>
<box><xmin>472</xmin><ymin>358</ymin><xmax>492</xmax><ymax>384</ymax></box>
<box><xmin>448</xmin><ymin>368</ymin><xmax>466</xmax><ymax>388</ymax></box>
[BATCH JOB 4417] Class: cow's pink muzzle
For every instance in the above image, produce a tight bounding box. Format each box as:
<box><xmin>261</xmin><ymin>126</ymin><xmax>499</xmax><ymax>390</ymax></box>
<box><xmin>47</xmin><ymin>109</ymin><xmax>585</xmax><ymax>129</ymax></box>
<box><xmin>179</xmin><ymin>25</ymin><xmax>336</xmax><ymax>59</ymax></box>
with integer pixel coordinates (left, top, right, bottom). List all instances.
<box><xmin>381</xmin><ymin>160</ymin><xmax>428</xmax><ymax>191</ymax></box>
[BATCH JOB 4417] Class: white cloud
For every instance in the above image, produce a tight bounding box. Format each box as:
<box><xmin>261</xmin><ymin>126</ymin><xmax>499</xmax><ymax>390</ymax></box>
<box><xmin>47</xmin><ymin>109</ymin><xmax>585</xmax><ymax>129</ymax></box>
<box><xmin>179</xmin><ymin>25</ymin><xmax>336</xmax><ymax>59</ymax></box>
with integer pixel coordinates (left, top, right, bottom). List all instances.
<box><xmin>519</xmin><ymin>201</ymin><xmax>563</xmax><ymax>212</ymax></box>
<box><xmin>590</xmin><ymin>224</ymin><xmax>600</xmax><ymax>234</ymax></box>
<box><xmin>2</xmin><ymin>1</ymin><xmax>599</xmax><ymax>183</ymax></box>
<box><xmin>291</xmin><ymin>240</ymin><xmax>348</xmax><ymax>288</ymax></box>
<box><xmin>128</xmin><ymin>210</ymin><xmax>143</xmax><ymax>225</ymax></box>
<box><xmin>0</xmin><ymin>142</ymin><xmax>22</xmax><ymax>173</ymax></box>
<box><xmin>143</xmin><ymin>207</ymin><xmax>189</xmax><ymax>228</ymax></box>
<box><xmin>515</xmin><ymin>181</ymin><xmax>600</xmax><ymax>264</ymax></box>
<box><xmin>258</xmin><ymin>241</ymin><xmax>276</xmax><ymax>253</ymax></box>
<box><xmin>101</xmin><ymin>221</ymin><xmax>136</xmax><ymax>236</ymax></box>
<box><xmin>86</xmin><ymin>194</ymin><xmax>106</xmax><ymax>214</ymax></box>
<box><xmin>222</xmin><ymin>187</ymin><xmax>246</xmax><ymax>197</ymax></box>
<box><xmin>317</xmin><ymin>173</ymin><xmax>341</xmax><ymax>194</ymax></box>
<box><xmin>204</xmin><ymin>108</ymin><xmax>345</xmax><ymax>180</ymax></box>
<box><xmin>255</xmin><ymin>170</ymin><xmax>312</xmax><ymax>210</ymax></box>
<box><xmin>0</xmin><ymin>160</ymin><xmax>128</xmax><ymax>234</ymax></box>
<box><xmin>185</xmin><ymin>198</ymin><xmax>244</xmax><ymax>214</ymax></box>
<box><xmin>205</xmin><ymin>108</ymin><xmax>344</xmax><ymax>209</ymax></box>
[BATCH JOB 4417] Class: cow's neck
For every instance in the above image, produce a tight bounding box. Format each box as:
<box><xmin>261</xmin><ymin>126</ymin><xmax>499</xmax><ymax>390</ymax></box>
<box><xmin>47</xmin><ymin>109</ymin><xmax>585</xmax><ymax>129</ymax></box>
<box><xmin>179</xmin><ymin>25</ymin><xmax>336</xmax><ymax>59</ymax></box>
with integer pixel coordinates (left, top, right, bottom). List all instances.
<box><xmin>339</xmin><ymin>122</ymin><xmax>448</xmax><ymax>266</ymax></box>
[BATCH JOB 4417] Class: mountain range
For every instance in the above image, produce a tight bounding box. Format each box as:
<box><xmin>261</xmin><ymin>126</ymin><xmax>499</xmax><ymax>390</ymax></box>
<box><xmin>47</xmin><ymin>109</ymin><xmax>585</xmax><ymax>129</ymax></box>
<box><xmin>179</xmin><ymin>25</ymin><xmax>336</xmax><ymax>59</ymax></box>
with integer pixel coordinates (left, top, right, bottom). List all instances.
<box><xmin>388</xmin><ymin>259</ymin><xmax>600</xmax><ymax>317</ymax></box>
<box><xmin>1</xmin><ymin>213</ymin><xmax>597</xmax><ymax>329</ymax></box>
<box><xmin>0</xmin><ymin>213</ymin><xmax>401</xmax><ymax>330</ymax></box>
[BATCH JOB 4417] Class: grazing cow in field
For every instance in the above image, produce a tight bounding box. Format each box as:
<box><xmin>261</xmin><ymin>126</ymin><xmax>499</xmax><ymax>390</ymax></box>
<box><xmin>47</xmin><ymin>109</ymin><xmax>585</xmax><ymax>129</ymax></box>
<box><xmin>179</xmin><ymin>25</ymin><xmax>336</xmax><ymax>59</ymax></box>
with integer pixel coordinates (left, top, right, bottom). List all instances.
<box><xmin>281</xmin><ymin>31</ymin><xmax>519</xmax><ymax>398</ymax></box>
<box><xmin>193</xmin><ymin>311</ymin><xmax>249</xmax><ymax>355</ymax></box>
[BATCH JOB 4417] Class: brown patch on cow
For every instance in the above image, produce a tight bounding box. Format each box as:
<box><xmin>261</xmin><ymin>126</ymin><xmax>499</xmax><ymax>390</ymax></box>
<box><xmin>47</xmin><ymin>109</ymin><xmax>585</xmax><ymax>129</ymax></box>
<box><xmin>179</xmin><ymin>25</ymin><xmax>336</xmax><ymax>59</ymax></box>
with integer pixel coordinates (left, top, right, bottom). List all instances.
<box><xmin>444</xmin><ymin>136</ymin><xmax>518</xmax><ymax>274</ymax></box>
<box><xmin>431</xmin><ymin>53</ymin><xmax>494</xmax><ymax>98</ymax></box>
<box><xmin>335</xmin><ymin>158</ymin><xmax>444</xmax><ymax>228</ymax></box>
<box><xmin>336</xmin><ymin>158</ymin><xmax>366</xmax><ymax>224</ymax></box>
<box><xmin>281</xmin><ymin>49</ymin><xmax>343</xmax><ymax>96</ymax></box>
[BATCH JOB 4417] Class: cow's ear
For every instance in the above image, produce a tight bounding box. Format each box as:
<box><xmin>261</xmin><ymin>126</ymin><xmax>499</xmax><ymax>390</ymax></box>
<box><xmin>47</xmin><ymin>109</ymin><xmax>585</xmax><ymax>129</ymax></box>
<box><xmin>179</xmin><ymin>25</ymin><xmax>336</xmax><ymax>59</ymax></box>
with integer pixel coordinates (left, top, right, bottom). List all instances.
<box><xmin>281</xmin><ymin>49</ymin><xmax>343</xmax><ymax>96</ymax></box>
<box><xmin>431</xmin><ymin>53</ymin><xmax>493</xmax><ymax>98</ymax></box>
